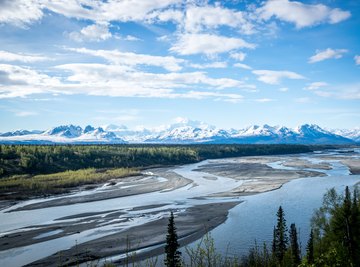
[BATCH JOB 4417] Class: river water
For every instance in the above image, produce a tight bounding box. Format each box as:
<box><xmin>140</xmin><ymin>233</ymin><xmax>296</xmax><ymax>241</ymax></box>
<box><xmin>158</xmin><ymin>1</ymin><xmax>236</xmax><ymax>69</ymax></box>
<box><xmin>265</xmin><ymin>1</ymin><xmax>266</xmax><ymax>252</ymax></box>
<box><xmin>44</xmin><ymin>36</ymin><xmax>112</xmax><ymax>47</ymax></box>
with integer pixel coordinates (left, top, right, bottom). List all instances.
<box><xmin>0</xmin><ymin>148</ymin><xmax>359</xmax><ymax>266</ymax></box>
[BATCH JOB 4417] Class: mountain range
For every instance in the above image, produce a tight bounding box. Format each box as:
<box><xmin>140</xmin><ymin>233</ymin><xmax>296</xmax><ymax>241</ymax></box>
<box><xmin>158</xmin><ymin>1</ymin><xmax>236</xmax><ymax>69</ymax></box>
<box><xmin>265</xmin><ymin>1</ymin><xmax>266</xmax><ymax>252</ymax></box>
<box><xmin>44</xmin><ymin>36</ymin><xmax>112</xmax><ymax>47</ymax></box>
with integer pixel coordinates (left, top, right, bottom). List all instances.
<box><xmin>0</xmin><ymin>120</ymin><xmax>359</xmax><ymax>144</ymax></box>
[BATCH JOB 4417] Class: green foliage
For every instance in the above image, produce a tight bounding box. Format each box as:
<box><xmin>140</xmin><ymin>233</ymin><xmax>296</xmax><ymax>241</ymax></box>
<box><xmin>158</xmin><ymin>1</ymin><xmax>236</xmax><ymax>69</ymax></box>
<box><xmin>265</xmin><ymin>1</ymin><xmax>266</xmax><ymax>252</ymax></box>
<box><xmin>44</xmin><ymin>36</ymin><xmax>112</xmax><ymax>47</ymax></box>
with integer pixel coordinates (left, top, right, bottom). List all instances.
<box><xmin>289</xmin><ymin>224</ymin><xmax>301</xmax><ymax>266</ymax></box>
<box><xmin>0</xmin><ymin>167</ymin><xmax>137</xmax><ymax>198</ymax></box>
<box><xmin>273</xmin><ymin>206</ymin><xmax>289</xmax><ymax>264</ymax></box>
<box><xmin>310</xmin><ymin>186</ymin><xmax>360</xmax><ymax>266</ymax></box>
<box><xmin>165</xmin><ymin>211</ymin><xmax>182</xmax><ymax>267</ymax></box>
<box><xmin>306</xmin><ymin>230</ymin><xmax>314</xmax><ymax>265</ymax></box>
<box><xmin>0</xmin><ymin>144</ymin><xmax>312</xmax><ymax>178</ymax></box>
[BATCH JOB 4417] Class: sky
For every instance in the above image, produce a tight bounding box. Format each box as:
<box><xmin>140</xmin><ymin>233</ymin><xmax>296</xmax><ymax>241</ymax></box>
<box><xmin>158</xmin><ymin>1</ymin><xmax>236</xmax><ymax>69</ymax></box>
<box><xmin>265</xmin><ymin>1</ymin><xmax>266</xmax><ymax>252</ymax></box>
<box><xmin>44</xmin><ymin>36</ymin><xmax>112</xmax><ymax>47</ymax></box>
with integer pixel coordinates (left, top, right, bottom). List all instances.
<box><xmin>0</xmin><ymin>0</ymin><xmax>359</xmax><ymax>132</ymax></box>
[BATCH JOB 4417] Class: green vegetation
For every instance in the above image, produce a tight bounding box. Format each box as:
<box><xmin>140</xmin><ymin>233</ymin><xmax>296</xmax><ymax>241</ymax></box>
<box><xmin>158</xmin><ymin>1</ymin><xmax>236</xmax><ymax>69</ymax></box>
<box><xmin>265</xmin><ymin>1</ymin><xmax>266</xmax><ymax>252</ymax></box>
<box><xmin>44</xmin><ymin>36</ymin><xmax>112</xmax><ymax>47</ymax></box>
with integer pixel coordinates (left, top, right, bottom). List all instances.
<box><xmin>0</xmin><ymin>167</ymin><xmax>137</xmax><ymax>199</ymax></box>
<box><xmin>310</xmin><ymin>186</ymin><xmax>360</xmax><ymax>266</ymax></box>
<box><xmin>0</xmin><ymin>144</ymin><xmax>313</xmax><ymax>200</ymax></box>
<box><xmin>165</xmin><ymin>211</ymin><xmax>182</xmax><ymax>267</ymax></box>
<box><xmin>0</xmin><ymin>144</ymin><xmax>312</xmax><ymax>178</ymax></box>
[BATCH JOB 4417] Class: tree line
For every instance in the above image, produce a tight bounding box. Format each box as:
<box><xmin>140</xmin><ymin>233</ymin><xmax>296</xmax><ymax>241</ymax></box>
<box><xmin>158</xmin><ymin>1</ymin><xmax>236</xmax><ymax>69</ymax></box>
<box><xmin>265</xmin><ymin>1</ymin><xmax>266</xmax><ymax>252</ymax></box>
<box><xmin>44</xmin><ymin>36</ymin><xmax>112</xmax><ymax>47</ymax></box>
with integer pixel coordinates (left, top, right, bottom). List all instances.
<box><xmin>0</xmin><ymin>144</ymin><xmax>313</xmax><ymax>178</ymax></box>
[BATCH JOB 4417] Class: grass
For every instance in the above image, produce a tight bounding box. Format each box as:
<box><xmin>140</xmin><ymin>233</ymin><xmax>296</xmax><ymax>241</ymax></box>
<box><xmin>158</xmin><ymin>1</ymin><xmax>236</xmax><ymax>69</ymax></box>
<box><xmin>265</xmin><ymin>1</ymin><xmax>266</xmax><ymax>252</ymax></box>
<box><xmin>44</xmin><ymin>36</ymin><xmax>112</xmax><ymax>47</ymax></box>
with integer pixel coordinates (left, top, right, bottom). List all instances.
<box><xmin>0</xmin><ymin>167</ymin><xmax>138</xmax><ymax>199</ymax></box>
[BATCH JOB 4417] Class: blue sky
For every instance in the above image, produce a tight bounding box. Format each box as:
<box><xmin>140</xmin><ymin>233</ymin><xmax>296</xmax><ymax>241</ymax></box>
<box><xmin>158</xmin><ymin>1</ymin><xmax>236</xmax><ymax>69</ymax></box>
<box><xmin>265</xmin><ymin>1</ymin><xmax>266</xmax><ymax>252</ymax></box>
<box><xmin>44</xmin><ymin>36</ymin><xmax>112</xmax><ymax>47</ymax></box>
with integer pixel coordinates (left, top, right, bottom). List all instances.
<box><xmin>0</xmin><ymin>0</ymin><xmax>359</xmax><ymax>131</ymax></box>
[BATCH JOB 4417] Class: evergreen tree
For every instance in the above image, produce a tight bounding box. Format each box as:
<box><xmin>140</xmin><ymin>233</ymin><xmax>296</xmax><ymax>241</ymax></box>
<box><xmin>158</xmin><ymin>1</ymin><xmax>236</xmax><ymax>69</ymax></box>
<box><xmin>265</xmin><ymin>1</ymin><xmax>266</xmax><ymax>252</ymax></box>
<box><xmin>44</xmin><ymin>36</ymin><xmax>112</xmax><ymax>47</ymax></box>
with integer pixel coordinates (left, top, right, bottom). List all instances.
<box><xmin>273</xmin><ymin>206</ymin><xmax>288</xmax><ymax>264</ymax></box>
<box><xmin>351</xmin><ymin>189</ymin><xmax>360</xmax><ymax>265</ymax></box>
<box><xmin>289</xmin><ymin>223</ymin><xmax>300</xmax><ymax>266</ymax></box>
<box><xmin>164</xmin><ymin>211</ymin><xmax>181</xmax><ymax>267</ymax></box>
<box><xmin>306</xmin><ymin>229</ymin><xmax>314</xmax><ymax>264</ymax></box>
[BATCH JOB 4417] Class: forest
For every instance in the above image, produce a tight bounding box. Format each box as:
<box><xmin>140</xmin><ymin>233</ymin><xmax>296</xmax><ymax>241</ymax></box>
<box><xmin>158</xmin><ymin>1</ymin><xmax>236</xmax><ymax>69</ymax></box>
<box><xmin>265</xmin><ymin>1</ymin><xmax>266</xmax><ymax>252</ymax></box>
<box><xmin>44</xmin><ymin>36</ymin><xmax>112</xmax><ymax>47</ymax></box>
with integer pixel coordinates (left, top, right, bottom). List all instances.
<box><xmin>0</xmin><ymin>144</ymin><xmax>317</xmax><ymax>178</ymax></box>
<box><xmin>0</xmin><ymin>144</ymin><xmax>315</xmax><ymax>200</ymax></box>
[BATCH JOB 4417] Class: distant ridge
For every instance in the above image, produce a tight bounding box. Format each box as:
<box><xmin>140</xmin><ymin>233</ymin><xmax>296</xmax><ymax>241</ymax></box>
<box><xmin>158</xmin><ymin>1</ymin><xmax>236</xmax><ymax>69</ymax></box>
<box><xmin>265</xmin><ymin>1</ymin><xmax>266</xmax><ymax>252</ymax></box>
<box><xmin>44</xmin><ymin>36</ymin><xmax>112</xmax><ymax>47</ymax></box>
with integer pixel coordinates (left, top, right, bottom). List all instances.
<box><xmin>0</xmin><ymin>120</ymin><xmax>358</xmax><ymax>144</ymax></box>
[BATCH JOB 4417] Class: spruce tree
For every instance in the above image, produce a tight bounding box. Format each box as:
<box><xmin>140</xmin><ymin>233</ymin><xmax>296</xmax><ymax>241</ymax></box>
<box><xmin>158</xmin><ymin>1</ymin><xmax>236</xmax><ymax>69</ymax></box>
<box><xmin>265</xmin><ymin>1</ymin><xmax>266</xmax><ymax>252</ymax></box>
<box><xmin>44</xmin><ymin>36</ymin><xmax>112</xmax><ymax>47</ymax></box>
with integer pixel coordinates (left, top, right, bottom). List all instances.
<box><xmin>164</xmin><ymin>211</ymin><xmax>181</xmax><ymax>267</ymax></box>
<box><xmin>289</xmin><ymin>223</ymin><xmax>300</xmax><ymax>266</ymax></box>
<box><xmin>306</xmin><ymin>229</ymin><xmax>314</xmax><ymax>264</ymax></box>
<box><xmin>273</xmin><ymin>206</ymin><xmax>288</xmax><ymax>264</ymax></box>
<box><xmin>351</xmin><ymin>189</ymin><xmax>360</xmax><ymax>265</ymax></box>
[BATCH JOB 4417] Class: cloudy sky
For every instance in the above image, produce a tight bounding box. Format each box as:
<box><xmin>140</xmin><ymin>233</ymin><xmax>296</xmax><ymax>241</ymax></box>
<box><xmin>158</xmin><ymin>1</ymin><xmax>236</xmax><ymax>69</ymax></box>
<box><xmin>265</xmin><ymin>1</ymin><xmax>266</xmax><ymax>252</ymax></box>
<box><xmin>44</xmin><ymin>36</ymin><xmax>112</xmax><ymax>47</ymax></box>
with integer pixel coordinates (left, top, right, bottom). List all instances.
<box><xmin>0</xmin><ymin>0</ymin><xmax>359</xmax><ymax>131</ymax></box>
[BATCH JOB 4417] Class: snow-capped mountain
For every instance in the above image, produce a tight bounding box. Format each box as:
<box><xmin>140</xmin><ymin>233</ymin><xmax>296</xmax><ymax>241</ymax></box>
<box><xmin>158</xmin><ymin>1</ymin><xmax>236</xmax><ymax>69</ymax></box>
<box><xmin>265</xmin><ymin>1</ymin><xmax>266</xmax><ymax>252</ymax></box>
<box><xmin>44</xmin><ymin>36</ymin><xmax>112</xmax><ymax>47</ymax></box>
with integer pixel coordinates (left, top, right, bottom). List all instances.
<box><xmin>0</xmin><ymin>125</ymin><xmax>125</xmax><ymax>144</ymax></box>
<box><xmin>0</xmin><ymin>129</ymin><xmax>43</xmax><ymax>137</ymax></box>
<box><xmin>330</xmin><ymin>128</ymin><xmax>360</xmax><ymax>142</ymax></box>
<box><xmin>0</xmin><ymin>121</ymin><xmax>357</xmax><ymax>144</ymax></box>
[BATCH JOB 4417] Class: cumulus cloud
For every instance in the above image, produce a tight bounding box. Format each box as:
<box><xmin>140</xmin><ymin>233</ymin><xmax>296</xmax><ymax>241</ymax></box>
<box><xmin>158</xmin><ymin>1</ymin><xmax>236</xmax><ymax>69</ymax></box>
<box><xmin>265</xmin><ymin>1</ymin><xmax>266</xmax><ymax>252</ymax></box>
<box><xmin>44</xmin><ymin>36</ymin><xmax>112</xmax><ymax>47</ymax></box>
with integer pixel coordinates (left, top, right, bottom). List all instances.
<box><xmin>67</xmin><ymin>47</ymin><xmax>185</xmax><ymax>72</ymax></box>
<box><xmin>258</xmin><ymin>0</ymin><xmax>351</xmax><ymax>28</ymax></box>
<box><xmin>252</xmin><ymin>70</ymin><xmax>305</xmax><ymax>84</ymax></box>
<box><xmin>355</xmin><ymin>55</ymin><xmax>360</xmax><ymax>65</ymax></box>
<box><xmin>0</xmin><ymin>50</ymin><xmax>48</xmax><ymax>63</ymax></box>
<box><xmin>0</xmin><ymin>0</ymin><xmax>44</xmax><ymax>27</ymax></box>
<box><xmin>170</xmin><ymin>33</ymin><xmax>255</xmax><ymax>56</ymax></box>
<box><xmin>308</xmin><ymin>48</ymin><xmax>348</xmax><ymax>63</ymax></box>
<box><xmin>182</xmin><ymin>5</ymin><xmax>254</xmax><ymax>34</ymax></box>
<box><xmin>69</xmin><ymin>23</ymin><xmax>112</xmax><ymax>42</ymax></box>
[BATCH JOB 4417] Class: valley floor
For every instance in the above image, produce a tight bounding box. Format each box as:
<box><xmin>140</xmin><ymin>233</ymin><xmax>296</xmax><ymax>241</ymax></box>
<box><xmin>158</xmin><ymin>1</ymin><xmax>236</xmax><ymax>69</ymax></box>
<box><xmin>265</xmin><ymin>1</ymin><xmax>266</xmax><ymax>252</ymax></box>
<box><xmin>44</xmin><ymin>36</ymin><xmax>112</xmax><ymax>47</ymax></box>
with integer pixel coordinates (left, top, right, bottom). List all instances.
<box><xmin>0</xmin><ymin>150</ymin><xmax>359</xmax><ymax>266</ymax></box>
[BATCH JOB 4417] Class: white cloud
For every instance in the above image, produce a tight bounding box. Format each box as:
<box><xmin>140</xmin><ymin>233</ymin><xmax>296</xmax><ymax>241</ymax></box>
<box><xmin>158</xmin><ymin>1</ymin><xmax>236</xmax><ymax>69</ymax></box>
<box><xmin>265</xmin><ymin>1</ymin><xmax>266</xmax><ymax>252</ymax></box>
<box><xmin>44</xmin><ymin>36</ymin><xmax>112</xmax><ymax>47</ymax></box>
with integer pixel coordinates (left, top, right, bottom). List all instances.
<box><xmin>355</xmin><ymin>55</ymin><xmax>360</xmax><ymax>65</ymax></box>
<box><xmin>252</xmin><ymin>70</ymin><xmax>305</xmax><ymax>84</ymax></box>
<box><xmin>182</xmin><ymin>5</ymin><xmax>254</xmax><ymax>34</ymax></box>
<box><xmin>69</xmin><ymin>23</ymin><xmax>112</xmax><ymax>42</ymax></box>
<box><xmin>0</xmin><ymin>50</ymin><xmax>48</xmax><ymax>63</ymax></box>
<box><xmin>170</xmin><ymin>33</ymin><xmax>255</xmax><ymax>56</ymax></box>
<box><xmin>189</xmin><ymin>62</ymin><xmax>227</xmax><ymax>69</ymax></box>
<box><xmin>67</xmin><ymin>47</ymin><xmax>185</xmax><ymax>72</ymax></box>
<box><xmin>54</xmin><ymin>63</ymin><xmax>243</xmax><ymax>90</ymax></box>
<box><xmin>149</xmin><ymin>8</ymin><xmax>184</xmax><ymax>24</ymax></box>
<box><xmin>0</xmin><ymin>64</ymin><xmax>61</xmax><ymax>98</ymax></box>
<box><xmin>233</xmin><ymin>63</ymin><xmax>252</xmax><ymax>70</ymax></box>
<box><xmin>308</xmin><ymin>48</ymin><xmax>347</xmax><ymax>63</ymax></box>
<box><xmin>258</xmin><ymin>0</ymin><xmax>351</xmax><ymax>28</ymax></box>
<box><xmin>305</xmin><ymin>82</ymin><xmax>328</xmax><ymax>91</ymax></box>
<box><xmin>230</xmin><ymin>52</ymin><xmax>246</xmax><ymax>61</ymax></box>
<box><xmin>0</xmin><ymin>0</ymin><xmax>44</xmax><ymax>27</ymax></box>
<box><xmin>45</xmin><ymin>0</ymin><xmax>182</xmax><ymax>22</ymax></box>
<box><xmin>279</xmin><ymin>87</ymin><xmax>288</xmax><ymax>92</ymax></box>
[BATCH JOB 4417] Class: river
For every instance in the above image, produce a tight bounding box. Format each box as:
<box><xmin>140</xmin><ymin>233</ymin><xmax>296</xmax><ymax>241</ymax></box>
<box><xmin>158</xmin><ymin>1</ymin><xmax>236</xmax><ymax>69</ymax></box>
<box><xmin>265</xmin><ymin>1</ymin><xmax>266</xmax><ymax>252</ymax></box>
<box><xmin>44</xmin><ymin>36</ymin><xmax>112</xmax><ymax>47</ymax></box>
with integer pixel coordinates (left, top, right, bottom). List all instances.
<box><xmin>0</xmin><ymin>148</ymin><xmax>359</xmax><ymax>266</ymax></box>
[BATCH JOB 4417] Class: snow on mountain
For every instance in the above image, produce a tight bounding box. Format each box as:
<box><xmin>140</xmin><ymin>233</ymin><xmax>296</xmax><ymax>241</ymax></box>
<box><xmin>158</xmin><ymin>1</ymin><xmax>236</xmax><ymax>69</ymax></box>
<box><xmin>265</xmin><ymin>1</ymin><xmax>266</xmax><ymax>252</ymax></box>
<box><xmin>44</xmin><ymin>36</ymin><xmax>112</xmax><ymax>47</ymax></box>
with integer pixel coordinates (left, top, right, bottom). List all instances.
<box><xmin>145</xmin><ymin>119</ymin><xmax>222</xmax><ymax>143</ymax></box>
<box><xmin>330</xmin><ymin>128</ymin><xmax>360</xmax><ymax>142</ymax></box>
<box><xmin>0</xmin><ymin>122</ymin><xmax>357</xmax><ymax>144</ymax></box>
<box><xmin>0</xmin><ymin>125</ymin><xmax>125</xmax><ymax>144</ymax></box>
<box><xmin>0</xmin><ymin>129</ymin><xmax>43</xmax><ymax>137</ymax></box>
